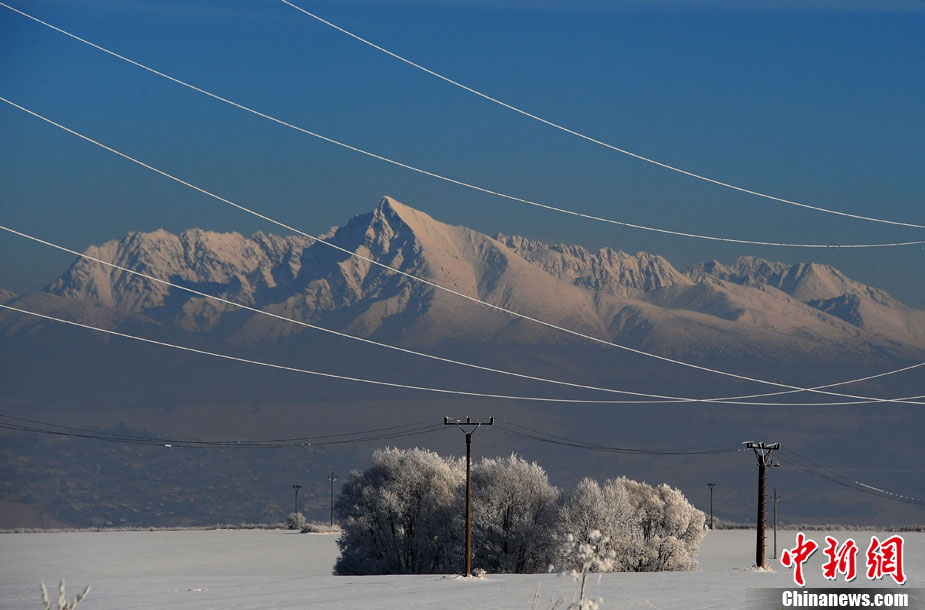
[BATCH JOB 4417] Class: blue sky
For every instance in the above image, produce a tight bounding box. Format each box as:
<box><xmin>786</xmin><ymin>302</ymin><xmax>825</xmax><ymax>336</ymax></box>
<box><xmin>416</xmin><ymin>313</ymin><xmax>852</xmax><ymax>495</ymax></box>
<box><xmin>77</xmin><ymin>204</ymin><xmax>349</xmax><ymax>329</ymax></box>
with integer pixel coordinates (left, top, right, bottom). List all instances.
<box><xmin>2</xmin><ymin>0</ymin><xmax>923</xmax><ymax>304</ymax></box>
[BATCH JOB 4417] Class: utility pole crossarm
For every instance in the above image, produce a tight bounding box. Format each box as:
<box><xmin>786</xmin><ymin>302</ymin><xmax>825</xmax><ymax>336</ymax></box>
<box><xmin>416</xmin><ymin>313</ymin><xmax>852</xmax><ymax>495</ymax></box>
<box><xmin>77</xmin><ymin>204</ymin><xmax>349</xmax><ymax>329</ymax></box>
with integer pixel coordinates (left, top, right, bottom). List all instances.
<box><xmin>444</xmin><ymin>416</ymin><xmax>494</xmax><ymax>431</ymax></box>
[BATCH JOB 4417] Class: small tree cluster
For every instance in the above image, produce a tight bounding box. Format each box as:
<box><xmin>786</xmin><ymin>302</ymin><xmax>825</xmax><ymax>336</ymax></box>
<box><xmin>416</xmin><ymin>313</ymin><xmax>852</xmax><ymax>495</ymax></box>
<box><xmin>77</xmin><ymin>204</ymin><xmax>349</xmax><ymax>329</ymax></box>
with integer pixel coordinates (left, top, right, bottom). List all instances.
<box><xmin>286</xmin><ymin>512</ymin><xmax>307</xmax><ymax>530</ymax></box>
<box><xmin>333</xmin><ymin>448</ymin><xmax>706</xmax><ymax>575</ymax></box>
<box><xmin>469</xmin><ymin>454</ymin><xmax>560</xmax><ymax>574</ymax></box>
<box><xmin>334</xmin><ymin>448</ymin><xmax>463</xmax><ymax>575</ymax></box>
<box><xmin>560</xmin><ymin>477</ymin><xmax>705</xmax><ymax>572</ymax></box>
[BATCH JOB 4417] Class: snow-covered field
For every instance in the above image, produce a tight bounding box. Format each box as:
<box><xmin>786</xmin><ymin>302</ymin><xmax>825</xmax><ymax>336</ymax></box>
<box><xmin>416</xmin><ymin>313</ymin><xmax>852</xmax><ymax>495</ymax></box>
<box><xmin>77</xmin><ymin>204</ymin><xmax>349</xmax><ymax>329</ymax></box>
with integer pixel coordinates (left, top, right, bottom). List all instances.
<box><xmin>1</xmin><ymin>529</ymin><xmax>921</xmax><ymax>609</ymax></box>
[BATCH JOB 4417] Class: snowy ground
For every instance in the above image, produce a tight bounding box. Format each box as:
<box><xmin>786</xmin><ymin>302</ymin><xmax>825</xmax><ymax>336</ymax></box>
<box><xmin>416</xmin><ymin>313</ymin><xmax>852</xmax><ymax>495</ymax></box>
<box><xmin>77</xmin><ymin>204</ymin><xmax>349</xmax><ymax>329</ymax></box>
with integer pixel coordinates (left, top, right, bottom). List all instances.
<box><xmin>1</xmin><ymin>529</ymin><xmax>921</xmax><ymax>609</ymax></box>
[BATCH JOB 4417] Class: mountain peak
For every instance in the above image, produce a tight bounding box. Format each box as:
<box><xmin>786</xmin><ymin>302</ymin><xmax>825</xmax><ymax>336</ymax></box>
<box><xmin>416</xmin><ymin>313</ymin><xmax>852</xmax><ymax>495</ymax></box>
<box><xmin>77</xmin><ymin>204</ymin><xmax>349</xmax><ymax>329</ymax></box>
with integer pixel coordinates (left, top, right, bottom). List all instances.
<box><xmin>377</xmin><ymin>195</ymin><xmax>405</xmax><ymax>215</ymax></box>
<box><xmin>373</xmin><ymin>196</ymin><xmax>441</xmax><ymax>231</ymax></box>
<box><xmin>14</xmin><ymin>196</ymin><xmax>923</xmax><ymax>354</ymax></box>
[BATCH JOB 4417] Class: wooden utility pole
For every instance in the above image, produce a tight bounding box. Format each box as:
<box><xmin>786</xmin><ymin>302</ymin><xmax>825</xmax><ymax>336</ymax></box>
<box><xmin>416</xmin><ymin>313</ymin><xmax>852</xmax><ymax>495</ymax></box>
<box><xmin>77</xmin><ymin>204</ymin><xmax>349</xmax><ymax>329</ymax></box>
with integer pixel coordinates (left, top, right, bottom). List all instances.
<box><xmin>445</xmin><ymin>416</ymin><xmax>493</xmax><ymax>577</ymax></box>
<box><xmin>745</xmin><ymin>441</ymin><xmax>780</xmax><ymax>569</ymax></box>
<box><xmin>707</xmin><ymin>482</ymin><xmax>716</xmax><ymax>529</ymax></box>
<box><xmin>328</xmin><ymin>469</ymin><xmax>337</xmax><ymax>526</ymax></box>
<box><xmin>292</xmin><ymin>484</ymin><xmax>301</xmax><ymax>516</ymax></box>
<box><xmin>772</xmin><ymin>489</ymin><xmax>780</xmax><ymax>559</ymax></box>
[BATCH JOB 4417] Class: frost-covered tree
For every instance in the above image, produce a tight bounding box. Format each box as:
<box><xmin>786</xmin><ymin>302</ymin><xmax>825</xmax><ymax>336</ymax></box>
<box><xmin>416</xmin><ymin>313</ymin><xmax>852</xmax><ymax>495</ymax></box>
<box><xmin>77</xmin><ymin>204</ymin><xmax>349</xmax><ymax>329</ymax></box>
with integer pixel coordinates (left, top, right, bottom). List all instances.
<box><xmin>333</xmin><ymin>447</ymin><xmax>463</xmax><ymax>575</ymax></box>
<box><xmin>558</xmin><ymin>477</ymin><xmax>706</xmax><ymax>572</ymax></box>
<box><xmin>558</xmin><ymin>477</ymin><xmax>632</xmax><ymax>571</ymax></box>
<box><xmin>332</xmin><ymin>449</ymin><xmax>706</xmax><ymax>576</ymax></box>
<box><xmin>286</xmin><ymin>512</ymin><xmax>307</xmax><ymax>530</ymax></box>
<box><xmin>467</xmin><ymin>454</ymin><xmax>560</xmax><ymax>574</ymax></box>
<box><xmin>616</xmin><ymin>478</ymin><xmax>706</xmax><ymax>571</ymax></box>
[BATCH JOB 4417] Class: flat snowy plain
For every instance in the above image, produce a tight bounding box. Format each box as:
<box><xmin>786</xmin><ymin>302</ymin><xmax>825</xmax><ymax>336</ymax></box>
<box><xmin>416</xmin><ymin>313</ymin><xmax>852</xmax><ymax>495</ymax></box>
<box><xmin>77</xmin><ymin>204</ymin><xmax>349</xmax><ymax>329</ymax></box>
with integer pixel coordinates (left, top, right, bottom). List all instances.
<box><xmin>1</xmin><ymin>529</ymin><xmax>921</xmax><ymax>609</ymax></box>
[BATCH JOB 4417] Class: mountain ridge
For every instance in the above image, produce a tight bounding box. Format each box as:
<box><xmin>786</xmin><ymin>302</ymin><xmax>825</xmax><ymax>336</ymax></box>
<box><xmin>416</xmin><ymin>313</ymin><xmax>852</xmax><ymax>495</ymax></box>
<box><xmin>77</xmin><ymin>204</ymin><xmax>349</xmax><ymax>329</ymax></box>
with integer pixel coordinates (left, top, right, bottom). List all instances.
<box><xmin>3</xmin><ymin>196</ymin><xmax>923</xmax><ymax>362</ymax></box>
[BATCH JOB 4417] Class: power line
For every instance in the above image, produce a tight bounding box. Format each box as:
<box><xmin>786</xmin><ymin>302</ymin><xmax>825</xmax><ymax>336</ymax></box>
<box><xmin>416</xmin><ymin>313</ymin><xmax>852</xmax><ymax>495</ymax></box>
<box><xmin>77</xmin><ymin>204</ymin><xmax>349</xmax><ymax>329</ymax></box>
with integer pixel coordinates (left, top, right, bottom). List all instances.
<box><xmin>5</xmin><ymin>223</ymin><xmax>920</xmax><ymax>407</ymax></box>
<box><xmin>0</xmin><ymin>412</ymin><xmax>437</xmax><ymax>447</ymax></box>
<box><xmin>701</xmin><ymin>372</ymin><xmax>925</xmax><ymax>406</ymax></box>
<box><xmin>0</xmin><ymin>302</ymin><xmax>801</xmax><ymax>406</ymax></box>
<box><xmin>496</xmin><ymin>420</ymin><xmax>925</xmax><ymax>507</ymax></box>
<box><xmin>1</xmin><ymin>100</ymin><xmax>919</xmax><ymax>406</ymax></box>
<box><xmin>0</xmin><ymin>224</ymin><xmax>692</xmax><ymax>405</ymax></box>
<box><xmin>495</xmin><ymin>421</ymin><xmax>742</xmax><ymax>455</ymax></box>
<box><xmin>0</xmin><ymin>420</ymin><xmax>444</xmax><ymax>449</ymax></box>
<box><xmin>5</xmin><ymin>415</ymin><xmax>920</xmax><ymax>512</ymax></box>
<box><xmin>2</xmin><ymin>5</ymin><xmax>923</xmax><ymax>248</ymax></box>
<box><xmin>0</xmin><ymin>412</ymin><xmax>444</xmax><ymax>449</ymax></box>
<box><xmin>778</xmin><ymin>450</ymin><xmax>925</xmax><ymax>506</ymax></box>
<box><xmin>8</xmin><ymin>300</ymin><xmax>917</xmax><ymax>412</ymax></box>
<box><xmin>280</xmin><ymin>1</ymin><xmax>925</xmax><ymax>231</ymax></box>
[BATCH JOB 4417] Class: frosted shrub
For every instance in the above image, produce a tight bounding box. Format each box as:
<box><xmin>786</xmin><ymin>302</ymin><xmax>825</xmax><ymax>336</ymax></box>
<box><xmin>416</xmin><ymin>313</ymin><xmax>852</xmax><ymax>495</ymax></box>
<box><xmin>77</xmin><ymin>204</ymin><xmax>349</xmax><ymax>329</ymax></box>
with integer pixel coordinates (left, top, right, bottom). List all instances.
<box><xmin>558</xmin><ymin>477</ymin><xmax>705</xmax><ymax>572</ymax></box>
<box><xmin>333</xmin><ymin>447</ymin><xmax>463</xmax><ymax>575</ymax></box>
<box><xmin>40</xmin><ymin>580</ymin><xmax>90</xmax><ymax>610</ymax></box>
<box><xmin>559</xmin><ymin>478</ymin><xmax>632</xmax><ymax>572</ymax></box>
<box><xmin>332</xmin><ymin>449</ymin><xmax>706</xmax><ymax>576</ymax></box>
<box><xmin>568</xmin><ymin>531</ymin><xmax>616</xmax><ymax>610</ymax></box>
<box><xmin>286</xmin><ymin>512</ymin><xmax>307</xmax><ymax>530</ymax></box>
<box><xmin>617</xmin><ymin>478</ymin><xmax>706</xmax><ymax>571</ymax></box>
<box><xmin>547</xmin><ymin>531</ymin><xmax>615</xmax><ymax>610</ymax></box>
<box><xmin>468</xmin><ymin>454</ymin><xmax>560</xmax><ymax>574</ymax></box>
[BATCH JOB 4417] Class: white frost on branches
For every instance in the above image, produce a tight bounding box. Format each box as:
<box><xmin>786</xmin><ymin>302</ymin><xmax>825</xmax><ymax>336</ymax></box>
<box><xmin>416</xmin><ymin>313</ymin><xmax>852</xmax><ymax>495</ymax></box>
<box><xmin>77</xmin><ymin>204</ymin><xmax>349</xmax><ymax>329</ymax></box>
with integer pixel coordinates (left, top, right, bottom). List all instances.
<box><xmin>334</xmin><ymin>447</ymin><xmax>463</xmax><ymax>575</ymax></box>
<box><xmin>559</xmin><ymin>477</ymin><xmax>706</xmax><ymax>572</ymax></box>
<box><xmin>332</xmin><ymin>449</ymin><xmax>706</xmax><ymax>576</ymax></box>
<box><xmin>469</xmin><ymin>454</ymin><xmax>560</xmax><ymax>574</ymax></box>
<box><xmin>40</xmin><ymin>580</ymin><xmax>90</xmax><ymax>610</ymax></box>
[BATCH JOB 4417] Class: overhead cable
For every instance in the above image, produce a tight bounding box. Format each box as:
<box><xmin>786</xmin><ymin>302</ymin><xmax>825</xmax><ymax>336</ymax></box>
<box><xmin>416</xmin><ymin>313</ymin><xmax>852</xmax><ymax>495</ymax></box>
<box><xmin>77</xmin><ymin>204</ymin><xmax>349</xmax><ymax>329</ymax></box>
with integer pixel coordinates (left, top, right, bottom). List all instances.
<box><xmin>779</xmin><ymin>449</ymin><xmax>925</xmax><ymax>506</ymax></box>
<box><xmin>0</xmin><ymin>413</ymin><xmax>444</xmax><ymax>449</ymax></box>
<box><xmin>280</xmin><ymin>0</ymin><xmax>925</xmax><ymax>231</ymax></box>
<box><xmin>0</xmin><ymin>303</ymin><xmax>767</xmax><ymax>406</ymax></box>
<box><xmin>2</xmin><ymin>98</ymin><xmax>921</xmax><ymax>405</ymax></box>
<box><xmin>496</xmin><ymin>420</ymin><xmax>743</xmax><ymax>455</ymax></box>
<box><xmin>2</xmin><ymin>5</ymin><xmax>923</xmax><ymax>248</ymax></box>
<box><xmin>495</xmin><ymin>420</ymin><xmax>925</xmax><ymax>505</ymax></box>
<box><xmin>6</xmin><ymin>303</ymin><xmax>921</xmax><ymax>407</ymax></box>
<box><xmin>0</xmin><ymin>411</ymin><xmax>436</xmax><ymax>446</ymax></box>
<box><xmin>5</xmin><ymin>223</ymin><xmax>921</xmax><ymax>407</ymax></box>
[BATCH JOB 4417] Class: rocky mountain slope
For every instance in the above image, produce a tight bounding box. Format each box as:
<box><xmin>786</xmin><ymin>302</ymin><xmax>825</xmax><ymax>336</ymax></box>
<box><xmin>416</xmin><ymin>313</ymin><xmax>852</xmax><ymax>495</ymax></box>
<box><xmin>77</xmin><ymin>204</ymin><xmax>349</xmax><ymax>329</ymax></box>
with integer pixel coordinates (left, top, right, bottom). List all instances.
<box><xmin>2</xmin><ymin>197</ymin><xmax>922</xmax><ymax>530</ymax></box>
<box><xmin>3</xmin><ymin>197</ymin><xmax>923</xmax><ymax>366</ymax></box>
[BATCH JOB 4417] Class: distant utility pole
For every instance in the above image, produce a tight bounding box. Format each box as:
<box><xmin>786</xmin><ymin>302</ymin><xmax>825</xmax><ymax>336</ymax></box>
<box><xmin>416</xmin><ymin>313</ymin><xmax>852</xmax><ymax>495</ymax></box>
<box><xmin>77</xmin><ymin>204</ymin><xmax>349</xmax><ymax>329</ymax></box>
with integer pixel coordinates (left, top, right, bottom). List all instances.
<box><xmin>707</xmin><ymin>483</ymin><xmax>716</xmax><ymax>529</ymax></box>
<box><xmin>745</xmin><ymin>441</ymin><xmax>780</xmax><ymax>569</ymax></box>
<box><xmin>772</xmin><ymin>489</ymin><xmax>780</xmax><ymax>559</ymax></box>
<box><xmin>328</xmin><ymin>468</ymin><xmax>337</xmax><ymax>526</ymax></box>
<box><xmin>445</xmin><ymin>416</ymin><xmax>493</xmax><ymax>577</ymax></box>
<box><xmin>292</xmin><ymin>484</ymin><xmax>302</xmax><ymax>516</ymax></box>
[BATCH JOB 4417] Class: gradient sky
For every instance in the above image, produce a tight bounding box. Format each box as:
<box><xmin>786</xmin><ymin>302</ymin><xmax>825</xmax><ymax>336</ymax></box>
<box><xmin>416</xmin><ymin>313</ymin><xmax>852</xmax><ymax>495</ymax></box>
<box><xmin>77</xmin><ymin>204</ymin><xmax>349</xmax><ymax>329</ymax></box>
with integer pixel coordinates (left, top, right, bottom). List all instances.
<box><xmin>2</xmin><ymin>0</ymin><xmax>923</xmax><ymax>304</ymax></box>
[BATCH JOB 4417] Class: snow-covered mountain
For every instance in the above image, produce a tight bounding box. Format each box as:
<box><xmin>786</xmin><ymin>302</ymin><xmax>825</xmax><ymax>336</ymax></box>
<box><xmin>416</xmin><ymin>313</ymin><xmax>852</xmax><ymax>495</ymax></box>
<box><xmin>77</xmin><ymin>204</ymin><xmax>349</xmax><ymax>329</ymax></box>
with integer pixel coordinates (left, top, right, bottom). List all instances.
<box><xmin>686</xmin><ymin>257</ymin><xmax>925</xmax><ymax>346</ymax></box>
<box><xmin>3</xmin><ymin>197</ymin><xmax>923</xmax><ymax>530</ymax></box>
<box><xmin>3</xmin><ymin>196</ymin><xmax>923</xmax><ymax>366</ymax></box>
